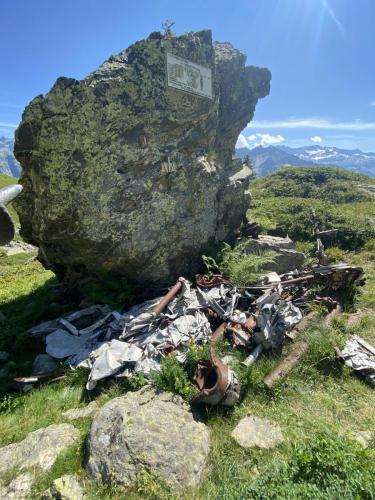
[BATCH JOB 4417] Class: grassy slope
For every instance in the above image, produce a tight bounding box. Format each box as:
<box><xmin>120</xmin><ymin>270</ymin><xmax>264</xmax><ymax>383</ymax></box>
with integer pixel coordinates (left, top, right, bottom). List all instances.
<box><xmin>0</xmin><ymin>167</ymin><xmax>375</xmax><ymax>498</ymax></box>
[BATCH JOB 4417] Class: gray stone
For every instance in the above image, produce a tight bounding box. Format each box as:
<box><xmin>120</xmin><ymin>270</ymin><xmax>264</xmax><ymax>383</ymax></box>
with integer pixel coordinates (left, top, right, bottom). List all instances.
<box><xmin>86</xmin><ymin>387</ymin><xmax>210</xmax><ymax>489</ymax></box>
<box><xmin>42</xmin><ymin>474</ymin><xmax>84</xmax><ymax>500</ymax></box>
<box><xmin>0</xmin><ymin>423</ymin><xmax>80</xmax><ymax>475</ymax></box>
<box><xmin>0</xmin><ymin>351</ymin><xmax>9</xmax><ymax>363</ymax></box>
<box><xmin>62</xmin><ymin>401</ymin><xmax>98</xmax><ymax>421</ymax></box>
<box><xmin>231</xmin><ymin>415</ymin><xmax>284</xmax><ymax>449</ymax></box>
<box><xmin>0</xmin><ymin>472</ymin><xmax>34</xmax><ymax>499</ymax></box>
<box><xmin>243</xmin><ymin>235</ymin><xmax>305</xmax><ymax>274</ymax></box>
<box><xmin>352</xmin><ymin>430</ymin><xmax>373</xmax><ymax>448</ymax></box>
<box><xmin>14</xmin><ymin>30</ymin><xmax>271</xmax><ymax>288</ymax></box>
<box><xmin>32</xmin><ymin>354</ymin><xmax>58</xmax><ymax>375</ymax></box>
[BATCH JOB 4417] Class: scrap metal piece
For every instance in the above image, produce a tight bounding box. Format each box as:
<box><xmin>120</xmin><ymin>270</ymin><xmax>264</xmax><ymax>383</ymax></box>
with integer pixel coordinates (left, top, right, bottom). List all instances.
<box><xmin>341</xmin><ymin>335</ymin><xmax>375</xmax><ymax>387</ymax></box>
<box><xmin>0</xmin><ymin>184</ymin><xmax>23</xmax><ymax>245</ymax></box>
<box><xmin>264</xmin><ymin>341</ymin><xmax>309</xmax><ymax>389</ymax></box>
<box><xmin>242</xmin><ymin>344</ymin><xmax>263</xmax><ymax>368</ymax></box>
<box><xmin>0</xmin><ymin>184</ymin><xmax>23</xmax><ymax>206</ymax></box>
<box><xmin>152</xmin><ymin>277</ymin><xmax>185</xmax><ymax>316</ymax></box>
<box><xmin>195</xmin><ymin>274</ymin><xmax>230</xmax><ymax>288</ymax></box>
<box><xmin>192</xmin><ymin>356</ymin><xmax>240</xmax><ymax>407</ymax></box>
<box><xmin>86</xmin><ymin>340</ymin><xmax>143</xmax><ymax>390</ymax></box>
<box><xmin>192</xmin><ymin>322</ymin><xmax>240</xmax><ymax>407</ymax></box>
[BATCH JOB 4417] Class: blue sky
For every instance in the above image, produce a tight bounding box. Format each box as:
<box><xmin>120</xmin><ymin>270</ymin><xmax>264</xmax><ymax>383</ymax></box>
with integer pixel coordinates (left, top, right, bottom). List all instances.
<box><xmin>1</xmin><ymin>0</ymin><xmax>375</xmax><ymax>151</ymax></box>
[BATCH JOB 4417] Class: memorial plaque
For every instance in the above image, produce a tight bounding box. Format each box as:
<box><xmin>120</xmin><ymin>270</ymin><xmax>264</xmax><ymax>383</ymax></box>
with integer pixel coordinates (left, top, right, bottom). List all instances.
<box><xmin>166</xmin><ymin>53</ymin><xmax>212</xmax><ymax>99</ymax></box>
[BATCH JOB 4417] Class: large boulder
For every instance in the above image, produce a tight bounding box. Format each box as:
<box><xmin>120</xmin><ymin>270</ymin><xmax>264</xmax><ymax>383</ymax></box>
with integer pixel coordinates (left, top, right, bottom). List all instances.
<box><xmin>14</xmin><ymin>29</ymin><xmax>270</xmax><ymax>286</ymax></box>
<box><xmin>86</xmin><ymin>387</ymin><xmax>210</xmax><ymax>489</ymax></box>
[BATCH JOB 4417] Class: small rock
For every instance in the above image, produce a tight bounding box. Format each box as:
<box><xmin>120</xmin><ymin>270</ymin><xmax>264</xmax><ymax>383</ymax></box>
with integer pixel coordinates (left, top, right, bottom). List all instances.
<box><xmin>0</xmin><ymin>472</ymin><xmax>34</xmax><ymax>499</ymax></box>
<box><xmin>0</xmin><ymin>351</ymin><xmax>8</xmax><ymax>362</ymax></box>
<box><xmin>86</xmin><ymin>387</ymin><xmax>210</xmax><ymax>489</ymax></box>
<box><xmin>62</xmin><ymin>401</ymin><xmax>98</xmax><ymax>420</ymax></box>
<box><xmin>352</xmin><ymin>430</ymin><xmax>373</xmax><ymax>448</ymax></box>
<box><xmin>43</xmin><ymin>474</ymin><xmax>84</xmax><ymax>499</ymax></box>
<box><xmin>0</xmin><ymin>423</ymin><xmax>80</xmax><ymax>475</ymax></box>
<box><xmin>32</xmin><ymin>354</ymin><xmax>58</xmax><ymax>375</ymax></box>
<box><xmin>231</xmin><ymin>415</ymin><xmax>284</xmax><ymax>449</ymax></box>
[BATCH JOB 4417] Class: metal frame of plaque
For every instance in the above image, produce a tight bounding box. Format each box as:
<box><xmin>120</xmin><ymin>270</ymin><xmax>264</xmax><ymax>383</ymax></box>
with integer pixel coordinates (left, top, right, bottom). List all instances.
<box><xmin>166</xmin><ymin>52</ymin><xmax>213</xmax><ymax>99</ymax></box>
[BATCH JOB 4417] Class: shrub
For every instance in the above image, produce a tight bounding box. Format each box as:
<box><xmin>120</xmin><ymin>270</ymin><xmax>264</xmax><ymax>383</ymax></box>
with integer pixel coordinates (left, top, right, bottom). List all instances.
<box><xmin>151</xmin><ymin>356</ymin><xmax>198</xmax><ymax>401</ymax></box>
<box><xmin>203</xmin><ymin>242</ymin><xmax>276</xmax><ymax>286</ymax></box>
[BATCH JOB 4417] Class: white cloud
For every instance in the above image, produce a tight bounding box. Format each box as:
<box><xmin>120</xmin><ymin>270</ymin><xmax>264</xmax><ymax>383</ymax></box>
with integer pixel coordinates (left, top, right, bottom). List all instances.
<box><xmin>235</xmin><ymin>134</ymin><xmax>249</xmax><ymax>148</ymax></box>
<box><xmin>247</xmin><ymin>117</ymin><xmax>375</xmax><ymax>131</ymax></box>
<box><xmin>247</xmin><ymin>133</ymin><xmax>285</xmax><ymax>147</ymax></box>
<box><xmin>310</xmin><ymin>135</ymin><xmax>323</xmax><ymax>143</ymax></box>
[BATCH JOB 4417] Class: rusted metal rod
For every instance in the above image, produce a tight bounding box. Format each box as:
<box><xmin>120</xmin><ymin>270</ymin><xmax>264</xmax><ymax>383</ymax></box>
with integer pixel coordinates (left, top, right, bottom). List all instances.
<box><xmin>152</xmin><ymin>277</ymin><xmax>185</xmax><ymax>316</ymax></box>
<box><xmin>264</xmin><ymin>341</ymin><xmax>309</xmax><ymax>389</ymax></box>
<box><xmin>323</xmin><ymin>304</ymin><xmax>343</xmax><ymax>327</ymax></box>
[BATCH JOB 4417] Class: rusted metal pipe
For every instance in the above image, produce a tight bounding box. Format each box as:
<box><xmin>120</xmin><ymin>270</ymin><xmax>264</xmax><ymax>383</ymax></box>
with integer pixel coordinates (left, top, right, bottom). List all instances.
<box><xmin>264</xmin><ymin>341</ymin><xmax>309</xmax><ymax>389</ymax></box>
<box><xmin>286</xmin><ymin>311</ymin><xmax>318</xmax><ymax>341</ymax></box>
<box><xmin>323</xmin><ymin>304</ymin><xmax>343</xmax><ymax>327</ymax></box>
<box><xmin>151</xmin><ymin>277</ymin><xmax>185</xmax><ymax>316</ymax></box>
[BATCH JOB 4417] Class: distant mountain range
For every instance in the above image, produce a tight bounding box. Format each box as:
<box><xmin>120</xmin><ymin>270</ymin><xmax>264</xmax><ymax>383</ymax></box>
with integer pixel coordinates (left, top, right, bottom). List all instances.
<box><xmin>0</xmin><ymin>137</ymin><xmax>21</xmax><ymax>177</ymax></box>
<box><xmin>236</xmin><ymin>145</ymin><xmax>375</xmax><ymax>178</ymax></box>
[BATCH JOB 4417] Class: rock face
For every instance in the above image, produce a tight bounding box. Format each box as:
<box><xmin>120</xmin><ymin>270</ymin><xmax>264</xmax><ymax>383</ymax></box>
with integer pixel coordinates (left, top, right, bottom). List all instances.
<box><xmin>0</xmin><ymin>424</ymin><xmax>80</xmax><ymax>475</ymax></box>
<box><xmin>0</xmin><ymin>472</ymin><xmax>34</xmax><ymax>500</ymax></box>
<box><xmin>14</xmin><ymin>30</ymin><xmax>270</xmax><ymax>286</ymax></box>
<box><xmin>86</xmin><ymin>387</ymin><xmax>210</xmax><ymax>489</ymax></box>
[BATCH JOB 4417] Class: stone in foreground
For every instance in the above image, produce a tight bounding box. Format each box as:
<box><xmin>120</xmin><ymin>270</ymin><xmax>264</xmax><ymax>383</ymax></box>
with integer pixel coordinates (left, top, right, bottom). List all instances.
<box><xmin>42</xmin><ymin>474</ymin><xmax>84</xmax><ymax>500</ymax></box>
<box><xmin>86</xmin><ymin>387</ymin><xmax>210</xmax><ymax>489</ymax></box>
<box><xmin>15</xmin><ymin>29</ymin><xmax>270</xmax><ymax>287</ymax></box>
<box><xmin>0</xmin><ymin>472</ymin><xmax>34</xmax><ymax>500</ymax></box>
<box><xmin>231</xmin><ymin>415</ymin><xmax>284</xmax><ymax>449</ymax></box>
<box><xmin>0</xmin><ymin>424</ymin><xmax>80</xmax><ymax>475</ymax></box>
<box><xmin>352</xmin><ymin>430</ymin><xmax>373</xmax><ymax>448</ymax></box>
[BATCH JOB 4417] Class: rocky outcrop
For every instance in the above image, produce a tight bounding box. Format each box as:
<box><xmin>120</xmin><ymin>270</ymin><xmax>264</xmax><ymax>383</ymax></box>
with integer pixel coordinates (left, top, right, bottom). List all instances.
<box><xmin>243</xmin><ymin>235</ymin><xmax>305</xmax><ymax>274</ymax></box>
<box><xmin>86</xmin><ymin>387</ymin><xmax>210</xmax><ymax>489</ymax></box>
<box><xmin>0</xmin><ymin>423</ymin><xmax>80</xmax><ymax>475</ymax></box>
<box><xmin>42</xmin><ymin>475</ymin><xmax>85</xmax><ymax>499</ymax></box>
<box><xmin>14</xmin><ymin>30</ymin><xmax>270</xmax><ymax>287</ymax></box>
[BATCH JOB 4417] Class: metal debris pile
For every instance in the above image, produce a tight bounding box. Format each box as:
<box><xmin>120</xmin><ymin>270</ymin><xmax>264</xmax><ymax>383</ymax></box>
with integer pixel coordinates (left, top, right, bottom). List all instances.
<box><xmin>21</xmin><ymin>261</ymin><xmax>365</xmax><ymax>404</ymax></box>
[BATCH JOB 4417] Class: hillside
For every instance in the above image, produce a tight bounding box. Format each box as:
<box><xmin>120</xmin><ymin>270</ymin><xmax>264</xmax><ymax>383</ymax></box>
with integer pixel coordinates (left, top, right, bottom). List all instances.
<box><xmin>0</xmin><ymin>137</ymin><xmax>21</xmax><ymax>178</ymax></box>
<box><xmin>250</xmin><ymin>166</ymin><xmax>375</xmax><ymax>249</ymax></box>
<box><xmin>236</xmin><ymin>144</ymin><xmax>375</xmax><ymax>178</ymax></box>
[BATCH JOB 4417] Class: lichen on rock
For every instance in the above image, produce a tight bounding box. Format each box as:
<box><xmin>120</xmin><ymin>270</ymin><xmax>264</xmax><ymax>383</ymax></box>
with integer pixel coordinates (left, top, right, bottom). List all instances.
<box><xmin>14</xmin><ymin>29</ymin><xmax>271</xmax><ymax>286</ymax></box>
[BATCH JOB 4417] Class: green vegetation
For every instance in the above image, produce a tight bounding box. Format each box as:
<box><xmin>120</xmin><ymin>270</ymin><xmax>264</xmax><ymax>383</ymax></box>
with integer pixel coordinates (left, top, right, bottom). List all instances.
<box><xmin>1</xmin><ymin>165</ymin><xmax>375</xmax><ymax>498</ymax></box>
<box><xmin>203</xmin><ymin>241</ymin><xmax>276</xmax><ymax>286</ymax></box>
<box><xmin>250</xmin><ymin>166</ymin><xmax>375</xmax><ymax>250</ymax></box>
